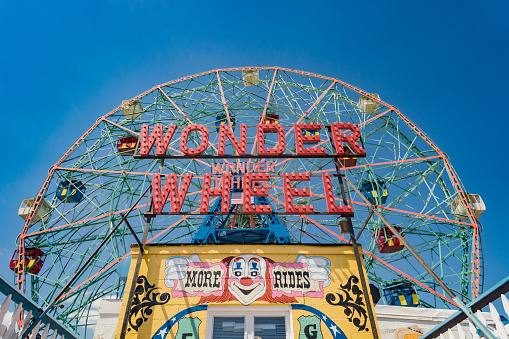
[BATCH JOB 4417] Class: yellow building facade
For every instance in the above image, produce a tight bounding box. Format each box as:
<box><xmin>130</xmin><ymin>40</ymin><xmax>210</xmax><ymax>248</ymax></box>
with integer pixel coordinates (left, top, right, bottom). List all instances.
<box><xmin>115</xmin><ymin>244</ymin><xmax>380</xmax><ymax>339</ymax></box>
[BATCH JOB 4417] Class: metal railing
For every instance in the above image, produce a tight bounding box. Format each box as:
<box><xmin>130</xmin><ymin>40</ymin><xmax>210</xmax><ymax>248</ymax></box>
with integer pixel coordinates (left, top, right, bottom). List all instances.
<box><xmin>0</xmin><ymin>275</ymin><xmax>78</xmax><ymax>339</ymax></box>
<box><xmin>422</xmin><ymin>275</ymin><xmax>509</xmax><ymax>339</ymax></box>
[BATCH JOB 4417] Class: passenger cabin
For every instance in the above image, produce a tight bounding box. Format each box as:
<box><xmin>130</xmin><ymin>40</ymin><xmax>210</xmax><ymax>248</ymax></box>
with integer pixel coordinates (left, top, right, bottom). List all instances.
<box><xmin>18</xmin><ymin>198</ymin><xmax>52</xmax><ymax>223</ymax></box>
<box><xmin>9</xmin><ymin>248</ymin><xmax>46</xmax><ymax>274</ymax></box>
<box><xmin>261</xmin><ymin>114</ymin><xmax>279</xmax><ymax>134</ymax></box>
<box><xmin>450</xmin><ymin>194</ymin><xmax>486</xmax><ymax>220</ymax></box>
<box><xmin>121</xmin><ymin>100</ymin><xmax>143</xmax><ymax>120</ymax></box>
<box><xmin>358</xmin><ymin>93</ymin><xmax>381</xmax><ymax>112</ymax></box>
<box><xmin>360</xmin><ymin>179</ymin><xmax>388</xmax><ymax>205</ymax></box>
<box><xmin>263</xmin><ymin>113</ymin><xmax>279</xmax><ymax>125</ymax></box>
<box><xmin>336</xmin><ymin>148</ymin><xmax>357</xmax><ymax>168</ymax></box>
<box><xmin>242</xmin><ymin>69</ymin><xmax>259</xmax><ymax>86</ymax></box>
<box><xmin>117</xmin><ymin>136</ymin><xmax>139</xmax><ymax>156</ymax></box>
<box><xmin>215</xmin><ymin>114</ymin><xmax>236</xmax><ymax>133</ymax></box>
<box><xmin>382</xmin><ymin>281</ymin><xmax>419</xmax><ymax>307</ymax></box>
<box><xmin>376</xmin><ymin>226</ymin><xmax>405</xmax><ymax>253</ymax></box>
<box><xmin>56</xmin><ymin>179</ymin><xmax>86</xmax><ymax>203</ymax></box>
<box><xmin>301</xmin><ymin>129</ymin><xmax>320</xmax><ymax>145</ymax></box>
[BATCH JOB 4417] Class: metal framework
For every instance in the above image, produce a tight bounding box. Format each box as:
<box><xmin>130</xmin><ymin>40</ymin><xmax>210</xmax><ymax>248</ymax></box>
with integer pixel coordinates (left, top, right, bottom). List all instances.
<box><xmin>191</xmin><ymin>196</ymin><xmax>293</xmax><ymax>244</ymax></box>
<box><xmin>14</xmin><ymin>67</ymin><xmax>482</xmax><ymax>336</ymax></box>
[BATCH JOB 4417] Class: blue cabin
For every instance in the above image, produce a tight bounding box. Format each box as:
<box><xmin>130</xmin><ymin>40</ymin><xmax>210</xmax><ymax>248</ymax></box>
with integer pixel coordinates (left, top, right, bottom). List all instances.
<box><xmin>382</xmin><ymin>281</ymin><xmax>419</xmax><ymax>307</ymax></box>
<box><xmin>301</xmin><ymin>129</ymin><xmax>320</xmax><ymax>144</ymax></box>
<box><xmin>215</xmin><ymin>114</ymin><xmax>236</xmax><ymax>132</ymax></box>
<box><xmin>360</xmin><ymin>179</ymin><xmax>388</xmax><ymax>205</ymax></box>
<box><xmin>56</xmin><ymin>179</ymin><xmax>86</xmax><ymax>203</ymax></box>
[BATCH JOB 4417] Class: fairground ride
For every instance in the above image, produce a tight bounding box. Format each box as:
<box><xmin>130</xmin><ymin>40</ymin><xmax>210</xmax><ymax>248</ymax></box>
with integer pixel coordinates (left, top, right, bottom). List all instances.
<box><xmin>13</xmin><ymin>67</ymin><xmax>485</xmax><ymax>336</ymax></box>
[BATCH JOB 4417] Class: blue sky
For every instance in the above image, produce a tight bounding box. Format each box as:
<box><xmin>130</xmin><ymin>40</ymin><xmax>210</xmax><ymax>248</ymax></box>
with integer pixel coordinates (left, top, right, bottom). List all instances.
<box><xmin>0</xmin><ymin>0</ymin><xmax>507</xmax><ymax>299</ymax></box>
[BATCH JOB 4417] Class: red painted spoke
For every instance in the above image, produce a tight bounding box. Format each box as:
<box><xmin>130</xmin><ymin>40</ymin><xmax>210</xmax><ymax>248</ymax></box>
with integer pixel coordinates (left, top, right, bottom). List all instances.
<box><xmin>102</xmin><ymin>118</ymin><xmax>140</xmax><ymax>136</ymax></box>
<box><xmin>216</xmin><ymin>71</ymin><xmax>234</xmax><ymax>129</ymax></box>
<box><xmin>158</xmin><ymin>86</ymin><xmax>221</xmax><ymax>155</ymax></box>
<box><xmin>251</xmin><ymin>69</ymin><xmax>278</xmax><ymax>155</ymax></box>
<box><xmin>56</xmin><ymin>199</ymin><xmax>216</xmax><ymax>302</ymax></box>
<box><xmin>357</xmin><ymin>108</ymin><xmax>392</xmax><ymax>127</ymax></box>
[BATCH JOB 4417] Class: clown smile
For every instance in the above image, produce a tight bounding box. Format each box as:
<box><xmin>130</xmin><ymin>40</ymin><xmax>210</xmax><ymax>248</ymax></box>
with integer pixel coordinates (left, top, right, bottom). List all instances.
<box><xmin>229</xmin><ymin>280</ymin><xmax>265</xmax><ymax>305</ymax></box>
<box><xmin>230</xmin><ymin>281</ymin><xmax>264</xmax><ymax>295</ymax></box>
<box><xmin>236</xmin><ymin>285</ymin><xmax>257</xmax><ymax>295</ymax></box>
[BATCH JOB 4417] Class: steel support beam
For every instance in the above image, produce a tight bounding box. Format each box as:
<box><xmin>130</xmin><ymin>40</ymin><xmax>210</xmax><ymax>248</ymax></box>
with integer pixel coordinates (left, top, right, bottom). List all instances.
<box><xmin>343</xmin><ymin>176</ymin><xmax>496</xmax><ymax>339</ymax></box>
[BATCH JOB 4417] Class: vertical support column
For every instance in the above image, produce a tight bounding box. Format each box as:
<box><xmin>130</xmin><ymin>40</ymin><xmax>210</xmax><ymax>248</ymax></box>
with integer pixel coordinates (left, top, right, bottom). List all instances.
<box><xmin>336</xmin><ymin>176</ymin><xmax>380</xmax><ymax>339</ymax></box>
<box><xmin>326</xmin><ymin>125</ymin><xmax>380</xmax><ymax>339</ymax></box>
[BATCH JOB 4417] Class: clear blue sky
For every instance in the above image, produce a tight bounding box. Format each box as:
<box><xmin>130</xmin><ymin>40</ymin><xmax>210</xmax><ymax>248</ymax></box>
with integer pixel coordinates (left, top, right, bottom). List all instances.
<box><xmin>1</xmin><ymin>1</ymin><xmax>507</xmax><ymax>295</ymax></box>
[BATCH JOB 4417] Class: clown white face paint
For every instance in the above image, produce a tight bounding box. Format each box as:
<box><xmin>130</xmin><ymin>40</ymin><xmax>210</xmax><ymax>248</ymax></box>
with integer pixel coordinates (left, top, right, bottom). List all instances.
<box><xmin>227</xmin><ymin>254</ymin><xmax>267</xmax><ymax>305</ymax></box>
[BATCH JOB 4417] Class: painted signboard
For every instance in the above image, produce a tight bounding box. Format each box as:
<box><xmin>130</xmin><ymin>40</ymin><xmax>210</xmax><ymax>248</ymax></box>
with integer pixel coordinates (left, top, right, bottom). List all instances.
<box><xmin>115</xmin><ymin>244</ymin><xmax>380</xmax><ymax>339</ymax></box>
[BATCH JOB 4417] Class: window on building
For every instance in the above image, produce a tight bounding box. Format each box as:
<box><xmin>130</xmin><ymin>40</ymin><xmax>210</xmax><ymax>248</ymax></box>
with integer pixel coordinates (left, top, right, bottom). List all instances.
<box><xmin>206</xmin><ymin>306</ymin><xmax>293</xmax><ymax>339</ymax></box>
<box><xmin>212</xmin><ymin>317</ymin><xmax>245</xmax><ymax>339</ymax></box>
<box><xmin>253</xmin><ymin>316</ymin><xmax>286</xmax><ymax>339</ymax></box>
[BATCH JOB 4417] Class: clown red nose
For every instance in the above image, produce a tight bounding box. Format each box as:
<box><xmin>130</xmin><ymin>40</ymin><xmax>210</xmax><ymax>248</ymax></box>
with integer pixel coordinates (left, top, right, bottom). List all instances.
<box><xmin>240</xmin><ymin>277</ymin><xmax>252</xmax><ymax>286</ymax></box>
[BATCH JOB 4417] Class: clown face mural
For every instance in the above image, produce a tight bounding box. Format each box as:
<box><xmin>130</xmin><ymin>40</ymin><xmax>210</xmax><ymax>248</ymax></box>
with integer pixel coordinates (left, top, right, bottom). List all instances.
<box><xmin>227</xmin><ymin>255</ymin><xmax>267</xmax><ymax>305</ymax></box>
<box><xmin>164</xmin><ymin>253</ymin><xmax>331</xmax><ymax>305</ymax></box>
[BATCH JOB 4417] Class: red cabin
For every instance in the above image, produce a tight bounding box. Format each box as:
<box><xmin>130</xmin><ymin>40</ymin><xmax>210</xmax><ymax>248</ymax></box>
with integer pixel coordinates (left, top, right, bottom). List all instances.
<box><xmin>10</xmin><ymin>248</ymin><xmax>46</xmax><ymax>274</ymax></box>
<box><xmin>117</xmin><ymin>136</ymin><xmax>139</xmax><ymax>156</ymax></box>
<box><xmin>376</xmin><ymin>226</ymin><xmax>405</xmax><ymax>253</ymax></box>
<box><xmin>336</xmin><ymin>148</ymin><xmax>357</xmax><ymax>168</ymax></box>
<box><xmin>261</xmin><ymin>114</ymin><xmax>279</xmax><ymax>133</ymax></box>
<box><xmin>263</xmin><ymin>114</ymin><xmax>279</xmax><ymax>124</ymax></box>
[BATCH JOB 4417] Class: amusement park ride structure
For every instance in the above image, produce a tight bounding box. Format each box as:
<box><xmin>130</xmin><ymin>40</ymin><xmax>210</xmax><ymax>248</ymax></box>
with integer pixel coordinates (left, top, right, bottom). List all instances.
<box><xmin>11</xmin><ymin>67</ymin><xmax>487</xmax><ymax>337</ymax></box>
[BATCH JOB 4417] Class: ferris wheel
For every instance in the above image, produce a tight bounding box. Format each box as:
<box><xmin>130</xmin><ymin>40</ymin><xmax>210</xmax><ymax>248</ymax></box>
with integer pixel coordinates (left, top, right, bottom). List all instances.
<box><xmin>13</xmin><ymin>67</ymin><xmax>485</xmax><ymax>336</ymax></box>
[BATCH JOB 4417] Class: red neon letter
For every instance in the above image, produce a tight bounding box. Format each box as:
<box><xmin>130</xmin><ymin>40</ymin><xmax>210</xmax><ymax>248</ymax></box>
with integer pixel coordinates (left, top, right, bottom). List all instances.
<box><xmin>243</xmin><ymin>173</ymin><xmax>272</xmax><ymax>214</ymax></box>
<box><xmin>294</xmin><ymin>123</ymin><xmax>326</xmax><ymax>156</ymax></box>
<box><xmin>256</xmin><ymin>124</ymin><xmax>285</xmax><ymax>156</ymax></box>
<box><xmin>180</xmin><ymin>124</ymin><xmax>209</xmax><ymax>155</ymax></box>
<box><xmin>152</xmin><ymin>173</ymin><xmax>193</xmax><ymax>214</ymax></box>
<box><xmin>283</xmin><ymin>172</ymin><xmax>315</xmax><ymax>214</ymax></box>
<box><xmin>218</xmin><ymin>123</ymin><xmax>247</xmax><ymax>155</ymax></box>
<box><xmin>330</xmin><ymin>123</ymin><xmax>366</xmax><ymax>156</ymax></box>
<box><xmin>321</xmin><ymin>173</ymin><xmax>353</xmax><ymax>215</ymax></box>
<box><xmin>200</xmin><ymin>173</ymin><xmax>231</xmax><ymax>214</ymax></box>
<box><xmin>140</xmin><ymin>124</ymin><xmax>177</xmax><ymax>156</ymax></box>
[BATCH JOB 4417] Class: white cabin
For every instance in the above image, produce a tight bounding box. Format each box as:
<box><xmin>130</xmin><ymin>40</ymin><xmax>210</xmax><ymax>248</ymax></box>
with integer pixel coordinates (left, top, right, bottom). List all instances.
<box><xmin>358</xmin><ymin>93</ymin><xmax>381</xmax><ymax>112</ymax></box>
<box><xmin>121</xmin><ymin>100</ymin><xmax>143</xmax><ymax>120</ymax></box>
<box><xmin>242</xmin><ymin>69</ymin><xmax>259</xmax><ymax>86</ymax></box>
<box><xmin>18</xmin><ymin>198</ymin><xmax>52</xmax><ymax>223</ymax></box>
<box><xmin>450</xmin><ymin>193</ymin><xmax>486</xmax><ymax>220</ymax></box>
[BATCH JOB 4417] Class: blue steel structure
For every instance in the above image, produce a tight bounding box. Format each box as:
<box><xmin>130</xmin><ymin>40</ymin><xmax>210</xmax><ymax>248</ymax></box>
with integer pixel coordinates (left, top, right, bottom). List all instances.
<box><xmin>192</xmin><ymin>196</ymin><xmax>292</xmax><ymax>244</ymax></box>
